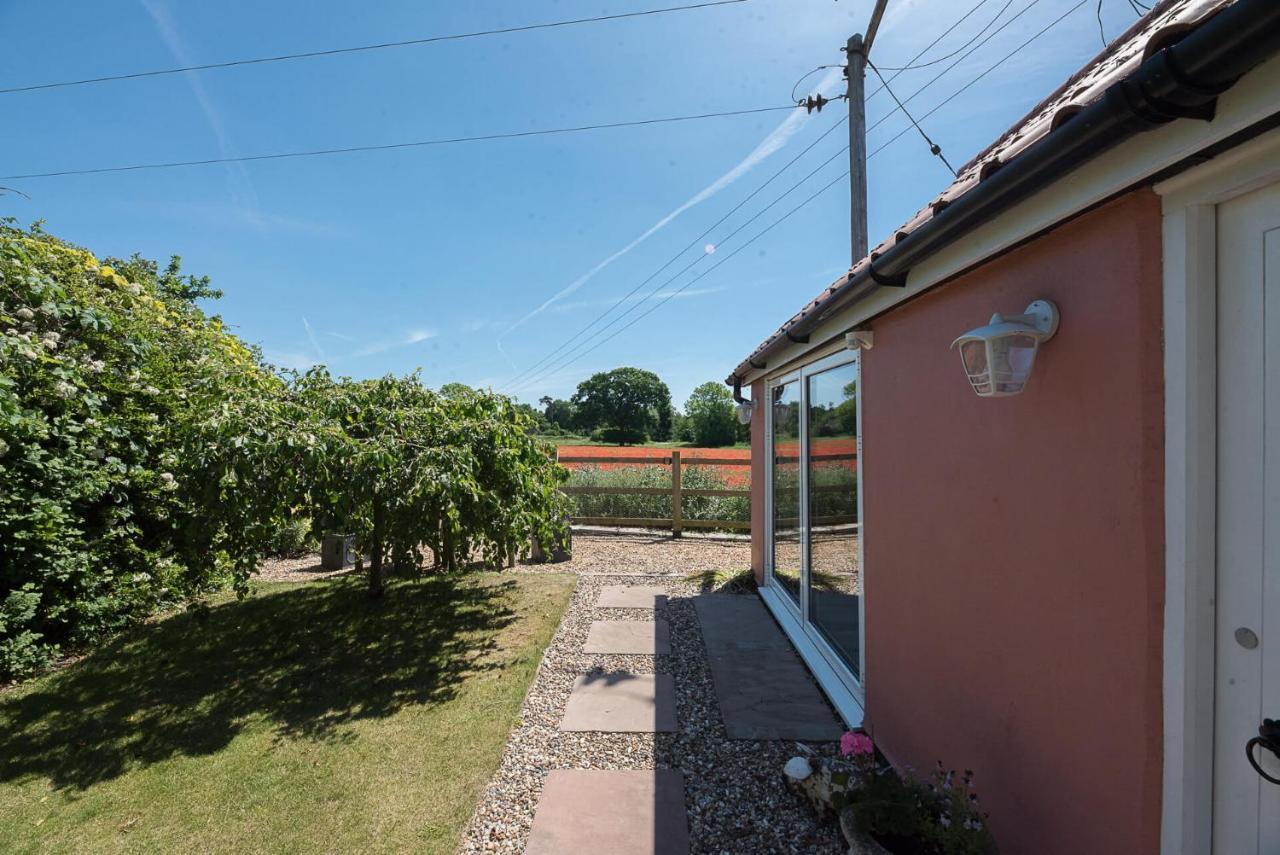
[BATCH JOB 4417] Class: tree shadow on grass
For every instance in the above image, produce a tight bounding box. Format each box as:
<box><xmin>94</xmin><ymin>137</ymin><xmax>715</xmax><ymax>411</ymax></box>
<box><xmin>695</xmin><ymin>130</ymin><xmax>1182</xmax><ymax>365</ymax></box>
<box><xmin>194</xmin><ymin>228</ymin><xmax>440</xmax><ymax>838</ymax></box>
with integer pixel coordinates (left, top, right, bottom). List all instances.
<box><xmin>0</xmin><ymin>573</ymin><xmax>517</xmax><ymax>791</ymax></box>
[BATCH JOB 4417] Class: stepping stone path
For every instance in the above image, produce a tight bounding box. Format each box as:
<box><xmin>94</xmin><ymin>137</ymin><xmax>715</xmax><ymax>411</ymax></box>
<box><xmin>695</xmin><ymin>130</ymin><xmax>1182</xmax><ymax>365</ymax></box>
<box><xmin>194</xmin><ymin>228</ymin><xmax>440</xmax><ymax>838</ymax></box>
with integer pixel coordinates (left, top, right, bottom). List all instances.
<box><xmin>477</xmin><ymin>575</ymin><xmax>846</xmax><ymax>855</ymax></box>
<box><xmin>583</xmin><ymin>619</ymin><xmax>671</xmax><ymax>655</ymax></box>
<box><xmin>525</xmin><ymin>769</ymin><xmax>690</xmax><ymax>855</ymax></box>
<box><xmin>529</xmin><ymin>584</ymin><xmax>686</xmax><ymax>853</ymax></box>
<box><xmin>561</xmin><ymin>673</ymin><xmax>677</xmax><ymax>732</ymax></box>
<box><xmin>596</xmin><ymin>584</ymin><xmax>668</xmax><ymax>609</ymax></box>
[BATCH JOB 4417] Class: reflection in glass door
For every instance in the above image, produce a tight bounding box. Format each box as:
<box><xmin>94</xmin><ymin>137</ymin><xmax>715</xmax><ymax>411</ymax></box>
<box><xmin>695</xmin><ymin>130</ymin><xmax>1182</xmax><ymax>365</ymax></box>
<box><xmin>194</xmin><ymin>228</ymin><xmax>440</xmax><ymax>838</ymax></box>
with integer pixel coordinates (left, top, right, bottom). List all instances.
<box><xmin>765</xmin><ymin>352</ymin><xmax>863</xmax><ymax>687</ymax></box>
<box><xmin>806</xmin><ymin>362</ymin><xmax>860</xmax><ymax>678</ymax></box>
<box><xmin>770</xmin><ymin>380</ymin><xmax>802</xmax><ymax>604</ymax></box>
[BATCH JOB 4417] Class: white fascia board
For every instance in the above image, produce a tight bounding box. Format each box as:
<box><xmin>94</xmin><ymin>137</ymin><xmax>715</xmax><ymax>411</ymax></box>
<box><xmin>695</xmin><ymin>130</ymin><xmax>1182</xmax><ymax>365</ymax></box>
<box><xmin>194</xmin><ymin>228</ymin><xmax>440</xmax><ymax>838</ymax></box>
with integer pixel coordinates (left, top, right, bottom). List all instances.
<box><xmin>737</xmin><ymin>53</ymin><xmax>1280</xmax><ymax>386</ymax></box>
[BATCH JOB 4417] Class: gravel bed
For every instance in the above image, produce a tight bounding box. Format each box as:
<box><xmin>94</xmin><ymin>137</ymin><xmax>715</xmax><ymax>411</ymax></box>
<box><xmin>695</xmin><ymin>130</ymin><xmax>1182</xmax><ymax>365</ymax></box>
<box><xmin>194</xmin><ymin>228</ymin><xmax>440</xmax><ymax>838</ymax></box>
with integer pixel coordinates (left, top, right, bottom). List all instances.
<box><xmin>517</xmin><ymin>531</ymin><xmax>753</xmax><ymax>577</ymax></box>
<box><xmin>256</xmin><ymin>532</ymin><xmax>750</xmax><ymax>583</ymax></box>
<box><xmin>458</xmin><ymin>572</ymin><xmax>845</xmax><ymax>854</ymax></box>
<box><xmin>254</xmin><ymin>553</ymin><xmax>355</xmax><ymax>583</ymax></box>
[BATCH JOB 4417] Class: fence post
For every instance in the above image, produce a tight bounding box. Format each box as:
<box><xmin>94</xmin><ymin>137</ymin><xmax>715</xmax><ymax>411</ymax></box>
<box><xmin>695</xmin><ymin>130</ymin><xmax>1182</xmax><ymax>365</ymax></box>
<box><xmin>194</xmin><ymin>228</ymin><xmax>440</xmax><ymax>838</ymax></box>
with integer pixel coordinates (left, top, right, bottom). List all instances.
<box><xmin>671</xmin><ymin>450</ymin><xmax>683</xmax><ymax>538</ymax></box>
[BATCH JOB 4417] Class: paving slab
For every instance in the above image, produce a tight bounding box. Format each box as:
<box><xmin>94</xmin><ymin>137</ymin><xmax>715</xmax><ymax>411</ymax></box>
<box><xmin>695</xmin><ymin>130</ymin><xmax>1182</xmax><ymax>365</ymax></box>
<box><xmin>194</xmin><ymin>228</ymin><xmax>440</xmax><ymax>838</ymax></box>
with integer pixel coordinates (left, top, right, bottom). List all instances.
<box><xmin>584</xmin><ymin>619</ymin><xmax>671</xmax><ymax>654</ymax></box>
<box><xmin>693</xmin><ymin>595</ymin><xmax>843</xmax><ymax>741</ymax></box>
<box><xmin>693</xmin><ymin>594</ymin><xmax>793</xmax><ymax>653</ymax></box>
<box><xmin>525</xmin><ymin>769</ymin><xmax>690</xmax><ymax>855</ymax></box>
<box><xmin>560</xmin><ymin>672</ymin><xmax>677</xmax><ymax>732</ymax></box>
<box><xmin>597</xmin><ymin>585</ymin><xmax>668</xmax><ymax>609</ymax></box>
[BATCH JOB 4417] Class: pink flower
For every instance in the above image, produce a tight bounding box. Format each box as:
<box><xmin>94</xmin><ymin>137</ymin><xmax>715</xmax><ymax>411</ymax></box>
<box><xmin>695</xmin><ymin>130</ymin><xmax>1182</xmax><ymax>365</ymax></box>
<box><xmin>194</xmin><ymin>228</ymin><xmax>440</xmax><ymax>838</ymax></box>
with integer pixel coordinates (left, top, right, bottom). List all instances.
<box><xmin>840</xmin><ymin>731</ymin><xmax>874</xmax><ymax>758</ymax></box>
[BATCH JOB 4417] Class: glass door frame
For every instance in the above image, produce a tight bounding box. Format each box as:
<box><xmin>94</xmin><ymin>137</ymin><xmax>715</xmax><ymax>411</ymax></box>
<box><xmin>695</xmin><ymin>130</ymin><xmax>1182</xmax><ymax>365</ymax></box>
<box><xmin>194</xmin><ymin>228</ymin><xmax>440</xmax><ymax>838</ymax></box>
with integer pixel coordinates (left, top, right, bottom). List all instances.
<box><xmin>763</xmin><ymin>348</ymin><xmax>865</xmax><ymax>704</ymax></box>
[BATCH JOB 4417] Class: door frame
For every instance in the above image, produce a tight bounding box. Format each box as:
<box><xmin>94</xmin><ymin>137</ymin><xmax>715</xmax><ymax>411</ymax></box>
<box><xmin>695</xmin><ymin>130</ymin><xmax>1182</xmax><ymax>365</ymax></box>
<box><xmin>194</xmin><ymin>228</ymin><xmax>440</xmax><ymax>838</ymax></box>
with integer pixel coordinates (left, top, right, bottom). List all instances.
<box><xmin>1157</xmin><ymin>126</ymin><xmax>1280</xmax><ymax>855</ymax></box>
<box><xmin>762</xmin><ymin>347</ymin><xmax>865</xmax><ymax>725</ymax></box>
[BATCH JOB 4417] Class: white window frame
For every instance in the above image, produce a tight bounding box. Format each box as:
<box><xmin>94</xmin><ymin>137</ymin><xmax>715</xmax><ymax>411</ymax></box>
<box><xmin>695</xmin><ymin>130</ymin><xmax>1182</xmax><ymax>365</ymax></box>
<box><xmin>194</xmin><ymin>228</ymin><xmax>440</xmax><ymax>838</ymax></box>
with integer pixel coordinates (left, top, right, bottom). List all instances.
<box><xmin>762</xmin><ymin>348</ymin><xmax>865</xmax><ymax>727</ymax></box>
<box><xmin>1157</xmin><ymin>126</ymin><xmax>1280</xmax><ymax>855</ymax></box>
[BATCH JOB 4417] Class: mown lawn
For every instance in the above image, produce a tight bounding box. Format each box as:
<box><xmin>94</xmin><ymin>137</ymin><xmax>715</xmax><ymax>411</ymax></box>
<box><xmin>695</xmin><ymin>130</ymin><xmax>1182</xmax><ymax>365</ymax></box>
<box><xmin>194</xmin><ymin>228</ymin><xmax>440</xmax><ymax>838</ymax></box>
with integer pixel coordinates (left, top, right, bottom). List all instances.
<box><xmin>0</xmin><ymin>571</ymin><xmax>575</xmax><ymax>854</ymax></box>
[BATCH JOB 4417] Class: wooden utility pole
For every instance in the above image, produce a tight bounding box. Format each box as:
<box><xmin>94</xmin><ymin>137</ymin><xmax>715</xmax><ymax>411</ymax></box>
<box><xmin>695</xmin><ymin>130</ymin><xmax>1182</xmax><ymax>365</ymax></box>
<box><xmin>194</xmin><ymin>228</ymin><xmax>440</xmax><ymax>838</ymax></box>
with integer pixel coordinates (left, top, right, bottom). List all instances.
<box><xmin>846</xmin><ymin>33</ymin><xmax>868</xmax><ymax>266</ymax></box>
<box><xmin>847</xmin><ymin>0</ymin><xmax>891</xmax><ymax>266</ymax></box>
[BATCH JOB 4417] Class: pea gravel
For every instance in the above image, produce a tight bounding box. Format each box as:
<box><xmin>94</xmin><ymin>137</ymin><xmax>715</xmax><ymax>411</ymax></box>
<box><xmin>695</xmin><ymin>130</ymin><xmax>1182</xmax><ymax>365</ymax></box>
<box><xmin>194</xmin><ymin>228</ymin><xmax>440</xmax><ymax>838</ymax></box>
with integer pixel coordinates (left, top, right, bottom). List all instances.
<box><xmin>457</xmin><ymin>534</ymin><xmax>845</xmax><ymax>854</ymax></box>
<box><xmin>254</xmin><ymin>554</ymin><xmax>352</xmax><ymax>583</ymax></box>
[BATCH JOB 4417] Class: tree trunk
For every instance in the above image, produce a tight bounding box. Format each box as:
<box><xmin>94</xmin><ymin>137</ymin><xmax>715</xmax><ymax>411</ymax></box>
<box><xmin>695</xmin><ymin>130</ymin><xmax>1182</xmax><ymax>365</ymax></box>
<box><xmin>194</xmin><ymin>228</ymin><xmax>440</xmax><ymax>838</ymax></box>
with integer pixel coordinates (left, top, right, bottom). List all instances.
<box><xmin>369</xmin><ymin>497</ymin><xmax>386</xmax><ymax>598</ymax></box>
<box><xmin>443</xmin><ymin>526</ymin><xmax>456</xmax><ymax>573</ymax></box>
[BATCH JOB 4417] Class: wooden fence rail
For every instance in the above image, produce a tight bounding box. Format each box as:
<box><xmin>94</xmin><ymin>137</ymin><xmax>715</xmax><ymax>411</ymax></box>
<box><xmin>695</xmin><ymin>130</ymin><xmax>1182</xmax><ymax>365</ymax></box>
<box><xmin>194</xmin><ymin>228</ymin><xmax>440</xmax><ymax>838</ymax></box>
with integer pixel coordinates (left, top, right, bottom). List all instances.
<box><xmin>557</xmin><ymin>449</ymin><xmax>752</xmax><ymax>534</ymax></box>
<box><xmin>556</xmin><ymin>449</ymin><xmax>857</xmax><ymax>534</ymax></box>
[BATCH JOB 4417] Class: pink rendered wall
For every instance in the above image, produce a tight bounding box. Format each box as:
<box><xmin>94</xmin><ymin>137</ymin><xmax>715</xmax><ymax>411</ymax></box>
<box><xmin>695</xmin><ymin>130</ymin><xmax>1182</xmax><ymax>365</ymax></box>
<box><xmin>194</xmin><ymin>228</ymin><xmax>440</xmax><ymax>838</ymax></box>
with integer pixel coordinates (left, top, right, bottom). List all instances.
<box><xmin>860</xmin><ymin>190</ymin><xmax>1166</xmax><ymax>854</ymax></box>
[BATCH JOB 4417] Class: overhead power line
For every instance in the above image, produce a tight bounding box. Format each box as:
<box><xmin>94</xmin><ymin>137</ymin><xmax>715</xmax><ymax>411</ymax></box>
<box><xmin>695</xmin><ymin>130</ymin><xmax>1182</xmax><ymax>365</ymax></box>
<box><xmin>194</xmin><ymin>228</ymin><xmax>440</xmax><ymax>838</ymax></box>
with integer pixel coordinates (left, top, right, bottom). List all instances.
<box><xmin>516</xmin><ymin>0</ymin><xmax>1008</xmax><ymax>388</ymax></box>
<box><xmin>865</xmin><ymin>0</ymin><xmax>996</xmax><ymax>99</ymax></box>
<box><xmin>868</xmin><ymin>0</ymin><xmax>1090</xmax><ymax>160</ymax></box>
<box><xmin>872</xmin><ymin>0</ymin><xmax>1016</xmax><ymax>72</ymax></box>
<box><xmin>790</xmin><ymin>66</ymin><xmax>845</xmax><ymax>104</ymax></box>
<box><xmin>864</xmin><ymin>0</ymin><xmax>1049</xmax><ymax>138</ymax></box>
<box><xmin>0</xmin><ymin>105</ymin><xmax>798</xmax><ymax>181</ymax></box>
<box><xmin>790</xmin><ymin>0</ymin><xmax>1005</xmax><ymax>109</ymax></box>
<box><xmin>513</xmin><ymin>169</ymin><xmax>850</xmax><ymax>392</ymax></box>
<box><xmin>511</xmin><ymin>0</ymin><xmax>1096</xmax><ymax>393</ymax></box>
<box><xmin>791</xmin><ymin>0</ymin><xmax>999</xmax><ymax>106</ymax></box>
<box><xmin>511</xmin><ymin>0</ymin><xmax>1026</xmax><ymax>392</ymax></box>
<box><xmin>509</xmin><ymin>140</ymin><xmax>850</xmax><ymax>394</ymax></box>
<box><xmin>867</xmin><ymin>62</ymin><xmax>956</xmax><ymax>176</ymax></box>
<box><xmin>1096</xmin><ymin>0</ymin><xmax>1149</xmax><ymax>48</ymax></box>
<box><xmin>503</xmin><ymin>112</ymin><xmax>850</xmax><ymax>388</ymax></box>
<box><xmin>0</xmin><ymin>0</ymin><xmax>749</xmax><ymax>96</ymax></box>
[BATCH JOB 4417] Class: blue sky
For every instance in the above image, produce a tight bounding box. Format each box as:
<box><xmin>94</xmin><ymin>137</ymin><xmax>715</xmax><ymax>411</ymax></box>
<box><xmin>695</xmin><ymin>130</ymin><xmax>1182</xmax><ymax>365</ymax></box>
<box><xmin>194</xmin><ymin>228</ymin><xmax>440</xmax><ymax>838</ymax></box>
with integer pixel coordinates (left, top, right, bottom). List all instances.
<box><xmin>0</xmin><ymin>0</ymin><xmax>1145</xmax><ymax>408</ymax></box>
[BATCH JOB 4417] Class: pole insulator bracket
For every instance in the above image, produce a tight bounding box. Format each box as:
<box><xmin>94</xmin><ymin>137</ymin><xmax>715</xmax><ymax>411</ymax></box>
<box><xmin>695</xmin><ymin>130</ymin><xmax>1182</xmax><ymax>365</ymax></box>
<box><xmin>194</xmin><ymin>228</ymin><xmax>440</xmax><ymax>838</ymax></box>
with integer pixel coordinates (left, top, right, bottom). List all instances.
<box><xmin>802</xmin><ymin>94</ymin><xmax>831</xmax><ymax>114</ymax></box>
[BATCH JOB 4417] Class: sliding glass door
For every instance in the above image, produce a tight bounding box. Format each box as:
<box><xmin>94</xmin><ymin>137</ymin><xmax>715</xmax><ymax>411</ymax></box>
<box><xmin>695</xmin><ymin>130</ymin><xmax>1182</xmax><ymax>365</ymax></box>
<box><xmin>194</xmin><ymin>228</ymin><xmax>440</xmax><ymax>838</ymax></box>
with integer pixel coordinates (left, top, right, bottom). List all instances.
<box><xmin>806</xmin><ymin>360</ymin><xmax>860</xmax><ymax>678</ymax></box>
<box><xmin>765</xmin><ymin>351</ymin><xmax>863</xmax><ymax>686</ymax></box>
<box><xmin>771</xmin><ymin>379</ymin><xmax>802</xmax><ymax>605</ymax></box>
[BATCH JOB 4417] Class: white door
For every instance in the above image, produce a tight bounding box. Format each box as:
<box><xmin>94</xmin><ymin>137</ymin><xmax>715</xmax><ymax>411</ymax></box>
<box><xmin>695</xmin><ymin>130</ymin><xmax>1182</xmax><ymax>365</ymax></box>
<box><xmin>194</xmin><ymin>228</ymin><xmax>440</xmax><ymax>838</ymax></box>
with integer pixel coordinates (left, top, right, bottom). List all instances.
<box><xmin>1213</xmin><ymin>181</ymin><xmax>1280</xmax><ymax>853</ymax></box>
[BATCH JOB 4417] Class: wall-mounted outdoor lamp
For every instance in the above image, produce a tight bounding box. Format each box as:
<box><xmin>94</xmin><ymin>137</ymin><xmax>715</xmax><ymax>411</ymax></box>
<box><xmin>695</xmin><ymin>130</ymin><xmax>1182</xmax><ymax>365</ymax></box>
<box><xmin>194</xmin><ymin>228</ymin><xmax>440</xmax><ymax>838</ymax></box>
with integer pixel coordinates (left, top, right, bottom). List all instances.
<box><xmin>771</xmin><ymin>385</ymin><xmax>792</xmax><ymax>426</ymax></box>
<box><xmin>951</xmin><ymin>299</ymin><xmax>1059</xmax><ymax>397</ymax></box>
<box><xmin>731</xmin><ymin>377</ymin><xmax>754</xmax><ymax>425</ymax></box>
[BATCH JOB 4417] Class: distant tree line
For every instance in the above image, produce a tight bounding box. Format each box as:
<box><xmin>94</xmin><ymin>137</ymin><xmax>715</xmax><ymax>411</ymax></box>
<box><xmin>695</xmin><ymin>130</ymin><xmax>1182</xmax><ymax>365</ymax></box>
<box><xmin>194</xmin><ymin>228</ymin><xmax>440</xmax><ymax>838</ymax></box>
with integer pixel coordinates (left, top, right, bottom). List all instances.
<box><xmin>531</xmin><ymin>367</ymin><xmax>748</xmax><ymax>447</ymax></box>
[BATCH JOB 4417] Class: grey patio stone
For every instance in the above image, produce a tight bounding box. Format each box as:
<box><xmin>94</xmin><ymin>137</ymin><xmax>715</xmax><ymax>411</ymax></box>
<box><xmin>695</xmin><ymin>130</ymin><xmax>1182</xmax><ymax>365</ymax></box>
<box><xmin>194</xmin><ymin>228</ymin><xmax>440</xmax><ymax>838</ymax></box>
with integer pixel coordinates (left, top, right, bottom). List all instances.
<box><xmin>693</xmin><ymin>594</ymin><xmax>793</xmax><ymax>654</ymax></box>
<box><xmin>703</xmin><ymin>654</ymin><xmax>844</xmax><ymax>740</ymax></box>
<box><xmin>560</xmin><ymin>672</ymin><xmax>677</xmax><ymax>732</ymax></box>
<box><xmin>584</xmin><ymin>619</ymin><xmax>671</xmax><ymax>654</ymax></box>
<box><xmin>597</xmin><ymin>585</ymin><xmax>668</xmax><ymax>610</ymax></box>
<box><xmin>693</xmin><ymin>595</ymin><xmax>843</xmax><ymax>741</ymax></box>
<box><xmin>525</xmin><ymin>769</ymin><xmax>690</xmax><ymax>855</ymax></box>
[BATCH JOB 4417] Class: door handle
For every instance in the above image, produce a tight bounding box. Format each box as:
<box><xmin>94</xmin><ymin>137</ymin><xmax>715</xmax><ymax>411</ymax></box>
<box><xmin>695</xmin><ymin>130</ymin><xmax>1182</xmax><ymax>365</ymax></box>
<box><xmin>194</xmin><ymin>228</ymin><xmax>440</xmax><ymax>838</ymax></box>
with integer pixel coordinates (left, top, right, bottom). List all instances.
<box><xmin>1246</xmin><ymin>718</ymin><xmax>1280</xmax><ymax>786</ymax></box>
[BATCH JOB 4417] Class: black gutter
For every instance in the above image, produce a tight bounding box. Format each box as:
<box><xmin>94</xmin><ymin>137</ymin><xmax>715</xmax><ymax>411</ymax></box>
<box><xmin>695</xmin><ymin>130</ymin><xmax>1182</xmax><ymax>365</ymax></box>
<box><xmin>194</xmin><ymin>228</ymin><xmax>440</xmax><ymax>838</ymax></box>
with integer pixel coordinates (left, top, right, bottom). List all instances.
<box><xmin>728</xmin><ymin>0</ymin><xmax>1280</xmax><ymax>384</ymax></box>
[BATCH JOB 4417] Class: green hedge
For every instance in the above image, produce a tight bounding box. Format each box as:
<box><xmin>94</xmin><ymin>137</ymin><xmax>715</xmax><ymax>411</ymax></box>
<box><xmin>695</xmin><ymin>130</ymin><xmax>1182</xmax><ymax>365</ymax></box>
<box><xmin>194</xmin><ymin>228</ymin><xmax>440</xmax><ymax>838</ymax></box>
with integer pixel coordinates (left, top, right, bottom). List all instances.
<box><xmin>0</xmin><ymin>223</ymin><xmax>290</xmax><ymax>680</ymax></box>
<box><xmin>0</xmin><ymin>224</ymin><xmax>568</xmax><ymax>681</ymax></box>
